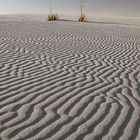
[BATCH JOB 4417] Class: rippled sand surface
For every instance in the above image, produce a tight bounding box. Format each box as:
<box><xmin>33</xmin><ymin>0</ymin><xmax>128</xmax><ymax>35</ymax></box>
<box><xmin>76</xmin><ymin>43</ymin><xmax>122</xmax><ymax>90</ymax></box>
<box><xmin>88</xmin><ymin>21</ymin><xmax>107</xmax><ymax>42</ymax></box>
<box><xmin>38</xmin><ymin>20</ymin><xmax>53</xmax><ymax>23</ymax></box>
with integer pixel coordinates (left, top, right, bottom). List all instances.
<box><xmin>0</xmin><ymin>20</ymin><xmax>140</xmax><ymax>140</ymax></box>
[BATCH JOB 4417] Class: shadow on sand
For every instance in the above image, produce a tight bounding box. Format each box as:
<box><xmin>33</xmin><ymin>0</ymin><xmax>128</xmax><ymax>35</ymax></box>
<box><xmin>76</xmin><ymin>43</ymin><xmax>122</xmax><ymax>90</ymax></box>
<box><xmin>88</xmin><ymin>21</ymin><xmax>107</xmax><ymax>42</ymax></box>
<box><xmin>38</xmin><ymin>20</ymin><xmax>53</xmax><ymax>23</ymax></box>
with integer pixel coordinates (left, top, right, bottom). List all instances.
<box><xmin>58</xmin><ymin>19</ymin><xmax>140</xmax><ymax>26</ymax></box>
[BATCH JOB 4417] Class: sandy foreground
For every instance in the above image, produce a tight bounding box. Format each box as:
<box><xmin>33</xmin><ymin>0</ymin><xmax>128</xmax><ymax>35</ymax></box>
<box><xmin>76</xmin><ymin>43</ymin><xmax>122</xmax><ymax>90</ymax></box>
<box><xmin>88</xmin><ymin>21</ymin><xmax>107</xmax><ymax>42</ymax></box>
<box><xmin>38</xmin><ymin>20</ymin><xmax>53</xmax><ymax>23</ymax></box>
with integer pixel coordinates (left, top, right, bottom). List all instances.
<box><xmin>0</xmin><ymin>18</ymin><xmax>140</xmax><ymax>140</ymax></box>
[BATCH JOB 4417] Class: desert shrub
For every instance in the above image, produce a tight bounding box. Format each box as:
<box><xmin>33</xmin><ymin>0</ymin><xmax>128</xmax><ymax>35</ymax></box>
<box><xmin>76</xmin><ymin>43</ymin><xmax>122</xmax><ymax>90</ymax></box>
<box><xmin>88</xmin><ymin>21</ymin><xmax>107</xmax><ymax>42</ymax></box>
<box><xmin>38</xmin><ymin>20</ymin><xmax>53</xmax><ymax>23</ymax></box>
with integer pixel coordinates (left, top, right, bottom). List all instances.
<box><xmin>78</xmin><ymin>15</ymin><xmax>86</xmax><ymax>22</ymax></box>
<box><xmin>48</xmin><ymin>14</ymin><xmax>59</xmax><ymax>21</ymax></box>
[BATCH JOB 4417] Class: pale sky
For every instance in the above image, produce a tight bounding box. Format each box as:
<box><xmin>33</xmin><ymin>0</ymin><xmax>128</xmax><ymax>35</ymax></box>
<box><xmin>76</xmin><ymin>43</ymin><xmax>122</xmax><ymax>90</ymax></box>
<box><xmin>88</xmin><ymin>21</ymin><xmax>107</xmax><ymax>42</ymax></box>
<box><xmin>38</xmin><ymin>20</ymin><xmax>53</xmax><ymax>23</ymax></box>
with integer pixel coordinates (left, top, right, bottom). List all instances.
<box><xmin>0</xmin><ymin>0</ymin><xmax>140</xmax><ymax>17</ymax></box>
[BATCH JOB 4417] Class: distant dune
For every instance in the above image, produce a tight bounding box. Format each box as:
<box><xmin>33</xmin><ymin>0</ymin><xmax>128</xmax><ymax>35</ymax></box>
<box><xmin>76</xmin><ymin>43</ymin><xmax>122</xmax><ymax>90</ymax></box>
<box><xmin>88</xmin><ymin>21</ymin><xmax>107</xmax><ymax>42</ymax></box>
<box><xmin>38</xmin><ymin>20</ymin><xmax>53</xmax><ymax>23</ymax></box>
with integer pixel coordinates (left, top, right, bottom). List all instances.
<box><xmin>0</xmin><ymin>18</ymin><xmax>140</xmax><ymax>140</ymax></box>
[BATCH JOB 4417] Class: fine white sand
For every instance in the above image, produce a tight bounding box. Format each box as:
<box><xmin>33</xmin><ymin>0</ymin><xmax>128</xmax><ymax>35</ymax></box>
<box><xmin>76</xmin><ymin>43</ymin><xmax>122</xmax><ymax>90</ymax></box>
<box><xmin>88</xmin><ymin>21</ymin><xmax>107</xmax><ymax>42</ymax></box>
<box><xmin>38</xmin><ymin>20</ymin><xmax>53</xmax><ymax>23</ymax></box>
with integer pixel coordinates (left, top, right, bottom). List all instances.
<box><xmin>0</xmin><ymin>17</ymin><xmax>140</xmax><ymax>140</ymax></box>
<box><xmin>0</xmin><ymin>14</ymin><xmax>140</xmax><ymax>25</ymax></box>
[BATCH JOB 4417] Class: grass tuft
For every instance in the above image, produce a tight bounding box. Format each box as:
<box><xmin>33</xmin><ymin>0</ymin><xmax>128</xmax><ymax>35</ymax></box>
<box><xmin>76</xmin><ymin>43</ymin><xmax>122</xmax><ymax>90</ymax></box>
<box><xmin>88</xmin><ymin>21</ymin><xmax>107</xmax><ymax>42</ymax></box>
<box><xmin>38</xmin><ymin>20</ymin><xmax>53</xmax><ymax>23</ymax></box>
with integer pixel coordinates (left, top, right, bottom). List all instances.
<box><xmin>48</xmin><ymin>14</ymin><xmax>59</xmax><ymax>21</ymax></box>
<box><xmin>78</xmin><ymin>15</ymin><xmax>86</xmax><ymax>22</ymax></box>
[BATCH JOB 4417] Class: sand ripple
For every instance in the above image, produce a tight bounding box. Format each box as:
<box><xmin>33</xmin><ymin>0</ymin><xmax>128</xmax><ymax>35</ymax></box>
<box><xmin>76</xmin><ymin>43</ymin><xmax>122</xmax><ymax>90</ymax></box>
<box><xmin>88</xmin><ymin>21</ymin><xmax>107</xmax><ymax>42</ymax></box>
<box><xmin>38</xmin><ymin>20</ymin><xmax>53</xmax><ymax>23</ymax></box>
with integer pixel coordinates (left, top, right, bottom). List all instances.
<box><xmin>0</xmin><ymin>21</ymin><xmax>140</xmax><ymax>140</ymax></box>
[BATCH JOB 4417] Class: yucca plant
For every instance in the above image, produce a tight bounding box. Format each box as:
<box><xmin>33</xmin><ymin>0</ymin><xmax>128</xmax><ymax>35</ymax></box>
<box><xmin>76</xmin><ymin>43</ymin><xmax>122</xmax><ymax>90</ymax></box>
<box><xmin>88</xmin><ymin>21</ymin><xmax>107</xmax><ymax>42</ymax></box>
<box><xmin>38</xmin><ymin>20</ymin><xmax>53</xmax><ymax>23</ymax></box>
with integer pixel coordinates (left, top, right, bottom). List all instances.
<box><xmin>78</xmin><ymin>0</ymin><xmax>86</xmax><ymax>22</ymax></box>
<box><xmin>48</xmin><ymin>14</ymin><xmax>59</xmax><ymax>21</ymax></box>
<box><xmin>48</xmin><ymin>0</ymin><xmax>59</xmax><ymax>21</ymax></box>
<box><xmin>78</xmin><ymin>14</ymin><xmax>86</xmax><ymax>22</ymax></box>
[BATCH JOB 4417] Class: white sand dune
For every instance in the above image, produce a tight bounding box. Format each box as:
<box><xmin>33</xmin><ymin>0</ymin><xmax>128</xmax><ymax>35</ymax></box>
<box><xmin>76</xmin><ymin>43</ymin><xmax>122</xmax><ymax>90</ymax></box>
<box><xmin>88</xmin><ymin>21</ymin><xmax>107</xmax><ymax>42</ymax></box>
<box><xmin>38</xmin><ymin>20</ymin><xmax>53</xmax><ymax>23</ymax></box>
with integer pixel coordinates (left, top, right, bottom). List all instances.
<box><xmin>0</xmin><ymin>14</ymin><xmax>140</xmax><ymax>25</ymax></box>
<box><xmin>0</xmin><ymin>19</ymin><xmax>140</xmax><ymax>140</ymax></box>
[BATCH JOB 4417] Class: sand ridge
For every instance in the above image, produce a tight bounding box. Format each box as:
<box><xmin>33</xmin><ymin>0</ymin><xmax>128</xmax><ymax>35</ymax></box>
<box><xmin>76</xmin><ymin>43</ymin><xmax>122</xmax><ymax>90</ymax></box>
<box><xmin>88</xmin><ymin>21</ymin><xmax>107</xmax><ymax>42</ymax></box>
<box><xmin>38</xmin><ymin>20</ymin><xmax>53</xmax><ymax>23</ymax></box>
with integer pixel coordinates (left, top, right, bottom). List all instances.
<box><xmin>0</xmin><ymin>20</ymin><xmax>140</xmax><ymax>140</ymax></box>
